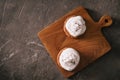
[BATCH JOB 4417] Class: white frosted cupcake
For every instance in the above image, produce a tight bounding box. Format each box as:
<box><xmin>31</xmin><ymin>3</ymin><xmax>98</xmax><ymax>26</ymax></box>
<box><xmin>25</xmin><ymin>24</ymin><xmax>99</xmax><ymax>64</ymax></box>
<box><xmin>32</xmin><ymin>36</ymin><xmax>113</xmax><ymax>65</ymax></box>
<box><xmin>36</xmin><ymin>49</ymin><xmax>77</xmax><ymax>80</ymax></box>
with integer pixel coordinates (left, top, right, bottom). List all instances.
<box><xmin>64</xmin><ymin>16</ymin><xmax>86</xmax><ymax>38</ymax></box>
<box><xmin>57</xmin><ymin>48</ymin><xmax>80</xmax><ymax>71</ymax></box>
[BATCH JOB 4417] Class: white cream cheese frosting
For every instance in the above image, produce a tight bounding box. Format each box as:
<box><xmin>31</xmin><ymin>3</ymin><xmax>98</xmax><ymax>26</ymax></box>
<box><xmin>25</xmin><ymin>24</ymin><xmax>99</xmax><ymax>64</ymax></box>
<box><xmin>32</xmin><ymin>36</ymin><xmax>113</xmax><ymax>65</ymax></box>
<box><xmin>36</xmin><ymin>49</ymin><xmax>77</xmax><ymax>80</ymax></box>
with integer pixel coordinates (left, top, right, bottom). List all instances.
<box><xmin>65</xmin><ymin>16</ymin><xmax>86</xmax><ymax>37</ymax></box>
<box><xmin>59</xmin><ymin>48</ymin><xmax>80</xmax><ymax>71</ymax></box>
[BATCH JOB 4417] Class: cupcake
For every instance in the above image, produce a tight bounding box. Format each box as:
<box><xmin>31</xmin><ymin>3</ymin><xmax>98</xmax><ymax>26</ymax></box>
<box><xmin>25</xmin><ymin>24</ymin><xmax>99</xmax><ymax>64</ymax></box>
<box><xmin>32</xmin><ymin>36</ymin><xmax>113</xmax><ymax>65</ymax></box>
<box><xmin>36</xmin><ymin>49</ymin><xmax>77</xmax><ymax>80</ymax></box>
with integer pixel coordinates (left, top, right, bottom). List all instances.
<box><xmin>64</xmin><ymin>16</ymin><xmax>86</xmax><ymax>38</ymax></box>
<box><xmin>57</xmin><ymin>48</ymin><xmax>80</xmax><ymax>71</ymax></box>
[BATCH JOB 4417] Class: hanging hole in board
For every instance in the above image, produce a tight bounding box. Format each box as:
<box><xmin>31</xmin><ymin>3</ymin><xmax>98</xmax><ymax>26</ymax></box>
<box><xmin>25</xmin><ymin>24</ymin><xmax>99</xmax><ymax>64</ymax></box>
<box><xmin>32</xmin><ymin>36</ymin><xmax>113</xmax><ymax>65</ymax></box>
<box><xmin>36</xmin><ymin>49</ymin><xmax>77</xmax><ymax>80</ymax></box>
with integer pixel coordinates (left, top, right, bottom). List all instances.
<box><xmin>105</xmin><ymin>19</ymin><xmax>108</xmax><ymax>23</ymax></box>
<box><xmin>99</xmin><ymin>15</ymin><xmax>112</xmax><ymax>27</ymax></box>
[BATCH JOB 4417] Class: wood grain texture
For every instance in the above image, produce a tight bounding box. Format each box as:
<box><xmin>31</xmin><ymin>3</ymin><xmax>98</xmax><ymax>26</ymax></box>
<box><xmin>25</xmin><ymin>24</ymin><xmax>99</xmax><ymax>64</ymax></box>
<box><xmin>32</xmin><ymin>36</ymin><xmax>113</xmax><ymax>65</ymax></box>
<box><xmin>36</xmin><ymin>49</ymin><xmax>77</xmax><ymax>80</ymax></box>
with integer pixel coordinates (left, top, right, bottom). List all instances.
<box><xmin>38</xmin><ymin>7</ymin><xmax>112</xmax><ymax>77</ymax></box>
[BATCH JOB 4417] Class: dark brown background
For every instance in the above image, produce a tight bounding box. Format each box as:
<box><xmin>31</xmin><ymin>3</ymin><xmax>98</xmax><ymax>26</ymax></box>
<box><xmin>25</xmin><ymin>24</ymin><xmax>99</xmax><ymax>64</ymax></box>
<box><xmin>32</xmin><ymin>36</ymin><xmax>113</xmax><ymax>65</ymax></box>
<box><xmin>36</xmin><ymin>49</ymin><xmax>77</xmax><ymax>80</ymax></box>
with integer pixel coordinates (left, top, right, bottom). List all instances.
<box><xmin>0</xmin><ymin>0</ymin><xmax>120</xmax><ymax>80</ymax></box>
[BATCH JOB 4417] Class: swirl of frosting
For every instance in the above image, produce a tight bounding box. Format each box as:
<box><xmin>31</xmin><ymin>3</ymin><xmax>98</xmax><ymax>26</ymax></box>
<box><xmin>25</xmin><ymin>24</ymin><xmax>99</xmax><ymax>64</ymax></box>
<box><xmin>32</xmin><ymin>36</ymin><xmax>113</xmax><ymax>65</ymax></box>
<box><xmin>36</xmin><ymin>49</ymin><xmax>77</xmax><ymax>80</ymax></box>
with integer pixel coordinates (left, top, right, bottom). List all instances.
<box><xmin>59</xmin><ymin>48</ymin><xmax>80</xmax><ymax>71</ymax></box>
<box><xmin>65</xmin><ymin>16</ymin><xmax>86</xmax><ymax>37</ymax></box>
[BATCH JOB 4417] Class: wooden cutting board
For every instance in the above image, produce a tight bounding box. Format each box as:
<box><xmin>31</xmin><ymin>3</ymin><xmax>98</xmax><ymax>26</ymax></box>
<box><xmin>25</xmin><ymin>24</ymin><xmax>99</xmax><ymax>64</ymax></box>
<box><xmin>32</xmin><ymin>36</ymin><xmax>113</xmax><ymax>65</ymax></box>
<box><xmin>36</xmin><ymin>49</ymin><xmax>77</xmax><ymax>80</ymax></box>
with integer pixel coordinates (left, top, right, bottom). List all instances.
<box><xmin>38</xmin><ymin>6</ymin><xmax>112</xmax><ymax>78</ymax></box>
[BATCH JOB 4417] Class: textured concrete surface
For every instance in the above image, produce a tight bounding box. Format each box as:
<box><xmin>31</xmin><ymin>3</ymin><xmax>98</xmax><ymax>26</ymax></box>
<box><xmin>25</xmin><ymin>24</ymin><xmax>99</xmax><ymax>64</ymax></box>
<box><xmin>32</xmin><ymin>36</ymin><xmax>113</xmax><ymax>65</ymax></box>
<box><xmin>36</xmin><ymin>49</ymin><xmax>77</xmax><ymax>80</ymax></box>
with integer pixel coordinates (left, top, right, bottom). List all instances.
<box><xmin>0</xmin><ymin>0</ymin><xmax>120</xmax><ymax>80</ymax></box>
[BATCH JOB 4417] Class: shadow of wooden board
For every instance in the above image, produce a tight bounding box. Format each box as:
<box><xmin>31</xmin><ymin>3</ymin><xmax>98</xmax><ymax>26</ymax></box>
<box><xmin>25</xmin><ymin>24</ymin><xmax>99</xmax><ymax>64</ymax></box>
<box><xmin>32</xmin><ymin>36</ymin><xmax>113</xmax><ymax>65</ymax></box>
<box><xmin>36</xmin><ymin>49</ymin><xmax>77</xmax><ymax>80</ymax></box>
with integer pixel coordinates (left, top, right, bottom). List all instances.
<box><xmin>38</xmin><ymin>6</ymin><xmax>112</xmax><ymax>78</ymax></box>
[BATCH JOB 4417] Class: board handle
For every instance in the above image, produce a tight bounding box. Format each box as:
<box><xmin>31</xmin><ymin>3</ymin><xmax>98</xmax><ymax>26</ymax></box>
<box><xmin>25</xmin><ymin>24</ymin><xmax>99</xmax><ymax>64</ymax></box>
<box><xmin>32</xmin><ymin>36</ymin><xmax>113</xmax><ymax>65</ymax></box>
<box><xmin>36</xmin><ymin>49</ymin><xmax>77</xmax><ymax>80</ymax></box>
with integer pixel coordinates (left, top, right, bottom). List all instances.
<box><xmin>98</xmin><ymin>15</ymin><xmax>112</xmax><ymax>27</ymax></box>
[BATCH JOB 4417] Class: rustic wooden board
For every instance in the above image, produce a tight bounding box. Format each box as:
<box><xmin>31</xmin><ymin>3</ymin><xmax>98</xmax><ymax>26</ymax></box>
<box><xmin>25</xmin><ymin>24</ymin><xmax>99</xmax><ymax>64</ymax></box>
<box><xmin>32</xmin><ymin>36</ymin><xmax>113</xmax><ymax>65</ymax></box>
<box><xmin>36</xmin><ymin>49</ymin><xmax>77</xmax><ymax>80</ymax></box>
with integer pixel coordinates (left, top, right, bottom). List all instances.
<box><xmin>38</xmin><ymin>6</ymin><xmax>112</xmax><ymax>78</ymax></box>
